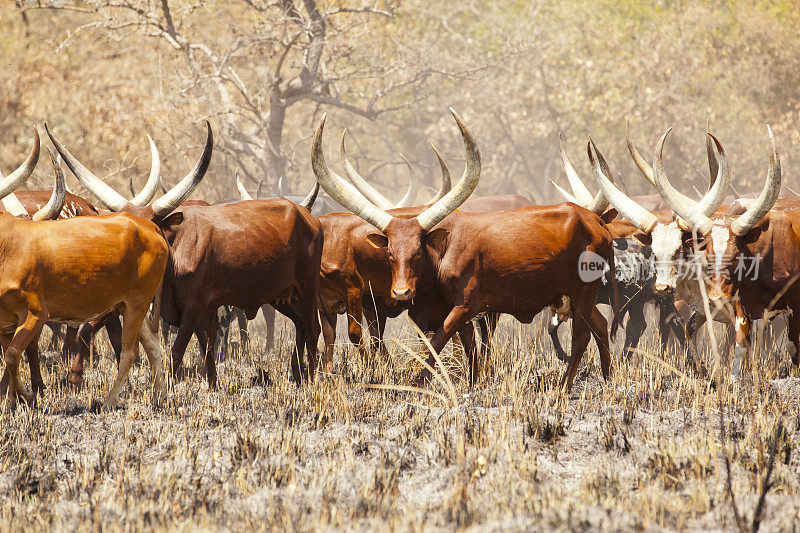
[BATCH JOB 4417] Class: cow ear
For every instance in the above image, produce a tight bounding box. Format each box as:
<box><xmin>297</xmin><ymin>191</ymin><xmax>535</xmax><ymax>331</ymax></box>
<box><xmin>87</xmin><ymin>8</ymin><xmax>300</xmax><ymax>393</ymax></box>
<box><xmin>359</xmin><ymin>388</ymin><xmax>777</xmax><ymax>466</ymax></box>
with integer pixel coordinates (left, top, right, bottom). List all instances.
<box><xmin>600</xmin><ymin>208</ymin><xmax>619</xmax><ymax>224</ymax></box>
<box><xmin>159</xmin><ymin>212</ymin><xmax>184</xmax><ymax>231</ymax></box>
<box><xmin>632</xmin><ymin>233</ymin><xmax>651</xmax><ymax>246</ymax></box>
<box><xmin>364</xmin><ymin>233</ymin><xmax>388</xmax><ymax>249</ymax></box>
<box><xmin>424</xmin><ymin>228</ymin><xmax>449</xmax><ymax>249</ymax></box>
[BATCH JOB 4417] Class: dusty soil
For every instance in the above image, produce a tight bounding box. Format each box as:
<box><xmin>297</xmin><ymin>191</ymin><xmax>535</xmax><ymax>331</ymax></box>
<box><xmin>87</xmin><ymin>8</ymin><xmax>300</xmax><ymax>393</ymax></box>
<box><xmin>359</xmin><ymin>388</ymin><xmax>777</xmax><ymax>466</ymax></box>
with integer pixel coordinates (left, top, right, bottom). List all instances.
<box><xmin>2</xmin><ymin>315</ymin><xmax>799</xmax><ymax>531</ymax></box>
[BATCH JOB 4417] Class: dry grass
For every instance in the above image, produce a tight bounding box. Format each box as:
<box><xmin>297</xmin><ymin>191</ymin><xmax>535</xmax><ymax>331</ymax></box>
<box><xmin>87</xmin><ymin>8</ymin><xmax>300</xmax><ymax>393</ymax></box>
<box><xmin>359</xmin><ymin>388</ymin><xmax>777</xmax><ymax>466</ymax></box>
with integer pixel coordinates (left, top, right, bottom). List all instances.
<box><xmin>2</xmin><ymin>309</ymin><xmax>800</xmax><ymax>531</ymax></box>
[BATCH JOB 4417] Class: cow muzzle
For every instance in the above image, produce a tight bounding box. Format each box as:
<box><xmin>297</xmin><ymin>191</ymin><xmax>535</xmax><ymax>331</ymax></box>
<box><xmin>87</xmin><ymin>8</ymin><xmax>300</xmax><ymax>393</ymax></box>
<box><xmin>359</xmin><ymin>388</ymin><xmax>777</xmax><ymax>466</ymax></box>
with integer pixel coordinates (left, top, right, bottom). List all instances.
<box><xmin>391</xmin><ymin>286</ymin><xmax>414</xmax><ymax>301</ymax></box>
<box><xmin>654</xmin><ymin>283</ymin><xmax>675</xmax><ymax>295</ymax></box>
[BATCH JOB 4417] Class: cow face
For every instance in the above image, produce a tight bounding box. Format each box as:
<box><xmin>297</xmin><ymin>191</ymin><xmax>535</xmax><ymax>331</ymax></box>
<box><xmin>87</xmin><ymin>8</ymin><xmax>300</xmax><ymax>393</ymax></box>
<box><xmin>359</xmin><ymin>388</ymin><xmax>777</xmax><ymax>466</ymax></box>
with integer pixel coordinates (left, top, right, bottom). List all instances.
<box><xmin>365</xmin><ymin>218</ymin><xmax>430</xmax><ymax>301</ymax></box>
<box><xmin>645</xmin><ymin>221</ymin><xmax>686</xmax><ymax>294</ymax></box>
<box><xmin>705</xmin><ymin>223</ymin><xmax>735</xmax><ymax>302</ymax></box>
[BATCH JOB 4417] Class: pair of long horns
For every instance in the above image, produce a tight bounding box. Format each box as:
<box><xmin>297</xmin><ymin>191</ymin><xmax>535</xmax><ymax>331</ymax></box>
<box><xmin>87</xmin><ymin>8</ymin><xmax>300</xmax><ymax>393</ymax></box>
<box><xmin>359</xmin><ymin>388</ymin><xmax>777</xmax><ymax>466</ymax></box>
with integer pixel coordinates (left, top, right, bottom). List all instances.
<box><xmin>341</xmin><ymin>132</ymin><xmax>450</xmax><ymax>208</ymax></box>
<box><xmin>236</xmin><ymin>174</ymin><xmax>320</xmax><ymax>211</ymax></box>
<box><xmin>549</xmin><ymin>133</ymin><xmax>613</xmax><ymax>214</ymax></box>
<box><xmin>45</xmin><ymin>121</ymin><xmax>213</xmax><ymax>219</ymax></box>
<box><xmin>311</xmin><ymin>108</ymin><xmax>480</xmax><ymax>232</ymax></box>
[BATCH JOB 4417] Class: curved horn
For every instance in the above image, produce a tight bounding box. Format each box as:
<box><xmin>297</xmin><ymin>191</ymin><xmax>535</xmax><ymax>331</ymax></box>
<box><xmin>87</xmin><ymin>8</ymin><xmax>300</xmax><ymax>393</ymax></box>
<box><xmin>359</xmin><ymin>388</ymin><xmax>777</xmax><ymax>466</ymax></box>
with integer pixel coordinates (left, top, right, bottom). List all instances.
<box><xmin>416</xmin><ymin>108</ymin><xmax>481</xmax><ymax>230</ymax></box>
<box><xmin>151</xmin><ymin>121</ymin><xmax>213</xmax><ymax>218</ymax></box>
<box><xmin>299</xmin><ymin>182</ymin><xmax>320</xmax><ymax>211</ymax></box>
<box><xmin>549</xmin><ymin>179</ymin><xmax>578</xmax><ymax>203</ymax></box>
<box><xmin>626</xmin><ymin>120</ymin><xmax>656</xmax><ymax>187</ymax></box>
<box><xmin>652</xmin><ymin>129</ymin><xmax>714</xmax><ymax>235</ymax></box>
<box><xmin>706</xmin><ymin>119</ymin><xmax>718</xmax><ymax>190</ymax></box>
<box><xmin>0</xmin><ymin>128</ymin><xmax>40</xmax><ymax>199</ymax></box>
<box><xmin>394</xmin><ymin>153</ymin><xmax>418</xmax><ymax>207</ymax></box>
<box><xmin>277</xmin><ymin>176</ymin><xmax>285</xmax><ymax>198</ymax></box>
<box><xmin>33</xmin><ymin>147</ymin><xmax>67</xmax><ymax>221</ymax></box>
<box><xmin>128</xmin><ymin>176</ymin><xmax>137</xmax><ymax>197</ymax></box>
<box><xmin>589</xmin><ymin>141</ymin><xmax>658</xmax><ymax>233</ymax></box>
<box><xmin>236</xmin><ymin>173</ymin><xmax>253</xmax><ymax>201</ymax></box>
<box><xmin>429</xmin><ymin>143</ymin><xmax>451</xmax><ymax>203</ymax></box>
<box><xmin>695</xmin><ymin>133</ymin><xmax>730</xmax><ymax>217</ymax></box>
<box><xmin>731</xmin><ymin>125</ymin><xmax>781</xmax><ymax>236</ymax></box>
<box><xmin>130</xmin><ymin>135</ymin><xmax>161</xmax><ymax>206</ymax></box>
<box><xmin>559</xmin><ymin>132</ymin><xmax>594</xmax><ymax>206</ymax></box>
<box><xmin>311</xmin><ymin>114</ymin><xmax>393</xmax><ymax>231</ymax></box>
<box><xmin>256</xmin><ymin>179</ymin><xmax>264</xmax><ymax>199</ymax></box>
<box><xmin>585</xmin><ymin>137</ymin><xmax>612</xmax><ymax>214</ymax></box>
<box><xmin>340</xmin><ymin>130</ymin><xmax>393</xmax><ymax>210</ymax></box>
<box><xmin>44</xmin><ymin>122</ymin><xmax>129</xmax><ymax>211</ymax></box>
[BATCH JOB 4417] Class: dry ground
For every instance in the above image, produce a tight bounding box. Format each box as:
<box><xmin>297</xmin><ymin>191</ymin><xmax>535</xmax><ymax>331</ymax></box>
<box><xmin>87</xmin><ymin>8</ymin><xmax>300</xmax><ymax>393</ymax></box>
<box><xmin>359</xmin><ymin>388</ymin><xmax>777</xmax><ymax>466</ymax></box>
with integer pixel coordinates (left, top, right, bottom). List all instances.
<box><xmin>2</xmin><ymin>311</ymin><xmax>800</xmax><ymax>531</ymax></box>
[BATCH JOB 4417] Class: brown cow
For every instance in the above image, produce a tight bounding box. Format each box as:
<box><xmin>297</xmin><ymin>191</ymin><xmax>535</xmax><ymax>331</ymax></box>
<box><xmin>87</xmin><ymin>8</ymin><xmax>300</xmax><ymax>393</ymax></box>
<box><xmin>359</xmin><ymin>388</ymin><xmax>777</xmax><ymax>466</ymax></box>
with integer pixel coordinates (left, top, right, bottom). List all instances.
<box><xmin>312</xmin><ymin>109</ymin><xmax>615</xmax><ymax>389</ymax></box>
<box><xmin>692</xmin><ymin>127</ymin><xmax>796</xmax><ymax>378</ymax></box>
<box><xmin>47</xmin><ymin>123</ymin><xmax>323</xmax><ymax>386</ymax></box>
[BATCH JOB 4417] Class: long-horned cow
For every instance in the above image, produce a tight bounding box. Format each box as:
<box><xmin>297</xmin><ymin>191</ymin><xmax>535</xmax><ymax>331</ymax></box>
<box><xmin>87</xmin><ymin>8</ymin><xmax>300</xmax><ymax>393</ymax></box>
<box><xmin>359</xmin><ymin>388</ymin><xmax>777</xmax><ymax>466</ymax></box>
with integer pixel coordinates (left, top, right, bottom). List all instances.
<box><xmin>686</xmin><ymin>127</ymin><xmax>794</xmax><ymax>378</ymax></box>
<box><xmin>47</xmin><ymin>123</ymin><xmax>324</xmax><ymax>386</ymax></box>
<box><xmin>312</xmin><ymin>109</ymin><xmax>616</xmax><ymax>389</ymax></box>
<box><xmin>0</xmin><ymin>145</ymin><xmax>168</xmax><ymax>408</ymax></box>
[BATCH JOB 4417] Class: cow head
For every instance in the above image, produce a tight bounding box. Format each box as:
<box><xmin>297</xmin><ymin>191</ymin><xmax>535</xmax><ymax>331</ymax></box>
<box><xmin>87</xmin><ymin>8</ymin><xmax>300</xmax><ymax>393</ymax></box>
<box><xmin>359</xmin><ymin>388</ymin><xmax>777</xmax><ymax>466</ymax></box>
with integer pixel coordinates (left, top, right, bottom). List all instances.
<box><xmin>311</xmin><ymin>109</ymin><xmax>480</xmax><ymax>302</ymax></box>
<box><xmin>592</xmin><ymin>127</ymin><xmax>731</xmax><ymax>295</ymax></box>
<box><xmin>704</xmin><ymin>126</ymin><xmax>780</xmax><ymax>303</ymax></box>
<box><xmin>45</xmin><ymin>121</ymin><xmax>212</xmax><ymax>225</ymax></box>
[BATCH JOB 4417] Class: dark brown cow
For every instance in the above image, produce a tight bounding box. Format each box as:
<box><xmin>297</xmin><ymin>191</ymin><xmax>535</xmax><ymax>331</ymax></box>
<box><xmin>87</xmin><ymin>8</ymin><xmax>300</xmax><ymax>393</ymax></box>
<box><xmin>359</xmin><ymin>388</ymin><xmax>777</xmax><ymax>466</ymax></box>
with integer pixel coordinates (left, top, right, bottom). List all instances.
<box><xmin>47</xmin><ymin>124</ymin><xmax>324</xmax><ymax>386</ymax></box>
<box><xmin>312</xmin><ymin>109</ymin><xmax>616</xmax><ymax>389</ymax></box>
<box><xmin>319</xmin><ymin>152</ymin><xmax>533</xmax><ymax>363</ymax></box>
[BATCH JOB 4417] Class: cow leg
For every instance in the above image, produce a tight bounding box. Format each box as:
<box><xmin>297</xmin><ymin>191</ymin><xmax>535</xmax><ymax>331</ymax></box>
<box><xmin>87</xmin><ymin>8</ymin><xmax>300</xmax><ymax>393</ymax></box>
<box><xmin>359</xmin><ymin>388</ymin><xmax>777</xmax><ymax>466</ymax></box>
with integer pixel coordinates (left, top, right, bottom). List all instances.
<box><xmin>138</xmin><ymin>320</ymin><xmax>166</xmax><ymax>405</ymax></box>
<box><xmin>320</xmin><ymin>309</ymin><xmax>337</xmax><ymax>369</ymax></box>
<box><xmin>105</xmin><ymin>315</ymin><xmax>123</xmax><ymax>363</ymax></box>
<box><xmin>300</xmin><ymin>297</ymin><xmax>320</xmax><ymax>382</ymax></box>
<box><xmin>684</xmin><ymin>310</ymin><xmax>707</xmax><ymax>375</ymax></box>
<box><xmin>236</xmin><ymin>307</ymin><xmax>249</xmax><ymax>354</ymax></box>
<box><xmin>215</xmin><ymin>307</ymin><xmax>232</xmax><ymax>362</ymax></box>
<box><xmin>561</xmin><ymin>301</ymin><xmax>596</xmax><ymax>391</ymax></box>
<box><xmin>658</xmin><ymin>299</ymin><xmax>685</xmax><ymax>352</ymax></box>
<box><xmin>457</xmin><ymin>321</ymin><xmax>479</xmax><ymax>386</ymax></box>
<box><xmin>731</xmin><ymin>308</ymin><xmax>751</xmax><ymax>381</ymax></box>
<box><xmin>588</xmin><ymin>306</ymin><xmax>612</xmax><ymax>380</ymax></box>
<box><xmin>170</xmin><ymin>316</ymin><xmax>200</xmax><ymax>381</ymax></box>
<box><xmin>199</xmin><ymin>313</ymin><xmax>219</xmax><ymax>389</ymax></box>
<box><xmin>60</xmin><ymin>326</ymin><xmax>78</xmax><ymax>365</ymax></box>
<box><xmin>25</xmin><ymin>337</ymin><xmax>45</xmax><ymax>396</ymax></box>
<box><xmin>345</xmin><ymin>287</ymin><xmax>366</xmax><ymax>353</ymax></box>
<box><xmin>416</xmin><ymin>302</ymin><xmax>476</xmax><ymax>387</ymax></box>
<box><xmin>261</xmin><ymin>305</ymin><xmax>275</xmax><ymax>353</ymax></box>
<box><xmin>104</xmin><ymin>306</ymin><xmax>150</xmax><ymax>409</ymax></box>
<box><xmin>2</xmin><ymin>310</ymin><xmax>46</xmax><ymax>404</ymax></box>
<box><xmin>622</xmin><ymin>303</ymin><xmax>646</xmax><ymax>357</ymax></box>
<box><xmin>547</xmin><ymin>312</ymin><xmax>570</xmax><ymax>363</ymax></box>
<box><xmin>787</xmin><ymin>314</ymin><xmax>800</xmax><ymax>367</ymax></box>
<box><xmin>46</xmin><ymin>323</ymin><xmax>64</xmax><ymax>353</ymax></box>
<box><xmin>272</xmin><ymin>304</ymin><xmax>306</xmax><ymax>383</ymax></box>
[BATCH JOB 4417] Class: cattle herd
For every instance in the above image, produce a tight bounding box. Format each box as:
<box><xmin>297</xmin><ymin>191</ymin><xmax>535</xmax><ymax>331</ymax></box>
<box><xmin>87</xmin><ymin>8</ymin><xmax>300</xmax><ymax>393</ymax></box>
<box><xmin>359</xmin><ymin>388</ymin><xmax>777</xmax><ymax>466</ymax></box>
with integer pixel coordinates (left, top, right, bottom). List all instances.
<box><xmin>0</xmin><ymin>108</ymin><xmax>796</xmax><ymax>410</ymax></box>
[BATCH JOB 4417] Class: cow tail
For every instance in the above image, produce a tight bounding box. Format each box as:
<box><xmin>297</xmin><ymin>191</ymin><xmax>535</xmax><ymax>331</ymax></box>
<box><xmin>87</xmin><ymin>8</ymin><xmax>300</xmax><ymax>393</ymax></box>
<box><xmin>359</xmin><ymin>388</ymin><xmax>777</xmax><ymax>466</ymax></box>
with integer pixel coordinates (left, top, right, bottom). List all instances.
<box><xmin>317</xmin><ymin>294</ymin><xmax>336</xmax><ymax>329</ymax></box>
<box><xmin>149</xmin><ymin>277</ymin><xmax>164</xmax><ymax>336</ymax></box>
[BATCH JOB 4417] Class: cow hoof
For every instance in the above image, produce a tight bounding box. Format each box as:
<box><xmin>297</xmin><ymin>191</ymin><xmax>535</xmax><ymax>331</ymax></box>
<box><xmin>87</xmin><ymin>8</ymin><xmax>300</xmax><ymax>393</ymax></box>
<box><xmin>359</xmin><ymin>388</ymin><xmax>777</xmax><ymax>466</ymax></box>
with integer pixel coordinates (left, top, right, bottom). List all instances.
<box><xmin>67</xmin><ymin>372</ymin><xmax>85</xmax><ymax>389</ymax></box>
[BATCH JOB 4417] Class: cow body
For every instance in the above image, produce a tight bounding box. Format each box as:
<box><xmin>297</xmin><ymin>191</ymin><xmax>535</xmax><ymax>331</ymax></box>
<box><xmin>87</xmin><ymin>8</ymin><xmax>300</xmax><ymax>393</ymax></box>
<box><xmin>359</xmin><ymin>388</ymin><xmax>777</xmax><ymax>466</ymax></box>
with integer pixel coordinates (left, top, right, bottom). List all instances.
<box><xmin>13</xmin><ymin>189</ymin><xmax>98</xmax><ymax>218</ymax></box>
<box><xmin>0</xmin><ymin>212</ymin><xmax>167</xmax><ymax>406</ymax></box>
<box><xmin>160</xmin><ymin>199</ymin><xmax>323</xmax><ymax>384</ymax></box>
<box><xmin>403</xmin><ymin>203</ymin><xmax>615</xmax><ymax>388</ymax></box>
